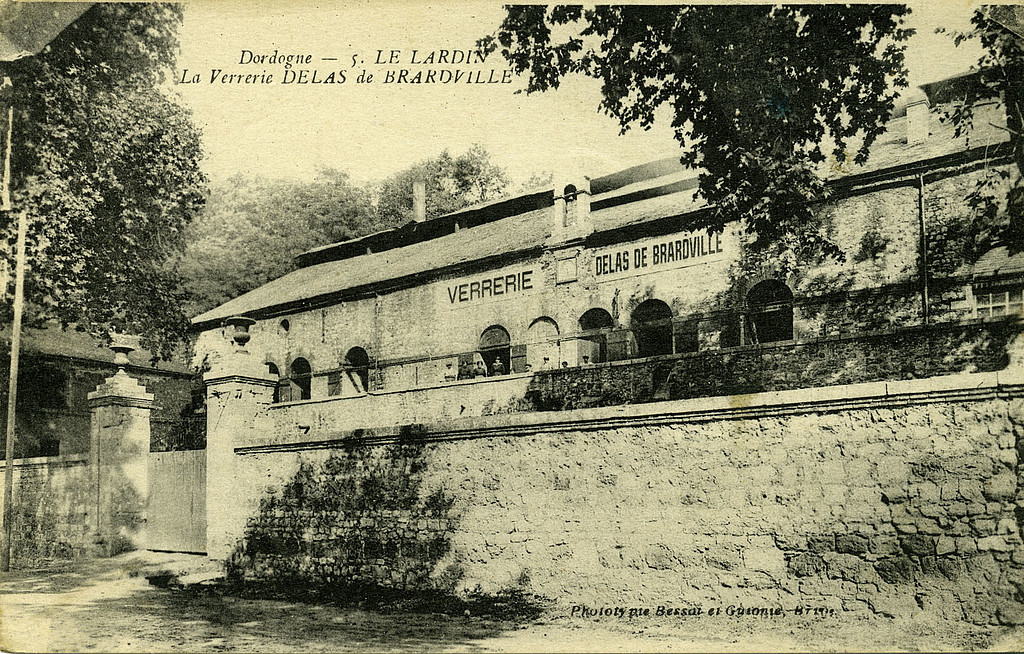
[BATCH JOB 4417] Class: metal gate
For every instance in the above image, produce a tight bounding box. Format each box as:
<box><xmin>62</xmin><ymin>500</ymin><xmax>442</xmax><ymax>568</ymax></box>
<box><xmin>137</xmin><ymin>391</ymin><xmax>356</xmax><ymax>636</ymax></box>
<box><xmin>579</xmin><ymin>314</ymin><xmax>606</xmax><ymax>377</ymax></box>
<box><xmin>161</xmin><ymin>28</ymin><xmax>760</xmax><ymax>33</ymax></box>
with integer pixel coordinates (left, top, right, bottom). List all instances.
<box><xmin>147</xmin><ymin>450</ymin><xmax>206</xmax><ymax>553</ymax></box>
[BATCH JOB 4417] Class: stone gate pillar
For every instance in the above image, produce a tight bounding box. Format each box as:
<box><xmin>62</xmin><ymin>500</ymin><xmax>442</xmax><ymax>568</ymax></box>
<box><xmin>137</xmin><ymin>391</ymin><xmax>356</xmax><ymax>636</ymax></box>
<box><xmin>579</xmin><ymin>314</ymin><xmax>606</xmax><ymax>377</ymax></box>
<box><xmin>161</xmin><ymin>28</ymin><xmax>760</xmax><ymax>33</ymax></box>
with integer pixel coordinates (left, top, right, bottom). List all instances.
<box><xmin>88</xmin><ymin>342</ymin><xmax>153</xmax><ymax>556</ymax></box>
<box><xmin>204</xmin><ymin>317</ymin><xmax>277</xmax><ymax>562</ymax></box>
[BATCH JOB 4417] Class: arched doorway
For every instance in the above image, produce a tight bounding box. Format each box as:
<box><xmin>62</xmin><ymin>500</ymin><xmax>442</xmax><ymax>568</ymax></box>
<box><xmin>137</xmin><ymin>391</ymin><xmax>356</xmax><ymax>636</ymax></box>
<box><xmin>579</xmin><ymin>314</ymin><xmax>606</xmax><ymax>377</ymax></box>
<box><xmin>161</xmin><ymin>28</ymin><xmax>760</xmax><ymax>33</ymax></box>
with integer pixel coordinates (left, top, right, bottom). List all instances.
<box><xmin>289</xmin><ymin>357</ymin><xmax>312</xmax><ymax>401</ymax></box>
<box><xmin>526</xmin><ymin>317</ymin><xmax>559</xmax><ymax>370</ymax></box>
<box><xmin>479</xmin><ymin>325</ymin><xmax>511</xmax><ymax>375</ymax></box>
<box><xmin>344</xmin><ymin>346</ymin><xmax>370</xmax><ymax>393</ymax></box>
<box><xmin>578</xmin><ymin>308</ymin><xmax>613</xmax><ymax>364</ymax></box>
<box><xmin>746</xmin><ymin>280</ymin><xmax>794</xmax><ymax>343</ymax></box>
<box><xmin>632</xmin><ymin>299</ymin><xmax>673</xmax><ymax>357</ymax></box>
<box><xmin>266</xmin><ymin>362</ymin><xmax>283</xmax><ymax>403</ymax></box>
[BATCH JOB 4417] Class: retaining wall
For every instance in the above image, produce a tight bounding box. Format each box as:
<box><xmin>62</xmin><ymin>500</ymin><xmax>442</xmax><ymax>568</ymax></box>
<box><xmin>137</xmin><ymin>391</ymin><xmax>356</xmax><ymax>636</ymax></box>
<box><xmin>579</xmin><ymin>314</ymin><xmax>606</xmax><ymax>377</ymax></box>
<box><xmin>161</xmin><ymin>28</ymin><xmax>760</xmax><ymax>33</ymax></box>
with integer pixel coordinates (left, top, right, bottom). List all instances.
<box><xmin>221</xmin><ymin>370</ymin><xmax>1024</xmax><ymax>625</ymax></box>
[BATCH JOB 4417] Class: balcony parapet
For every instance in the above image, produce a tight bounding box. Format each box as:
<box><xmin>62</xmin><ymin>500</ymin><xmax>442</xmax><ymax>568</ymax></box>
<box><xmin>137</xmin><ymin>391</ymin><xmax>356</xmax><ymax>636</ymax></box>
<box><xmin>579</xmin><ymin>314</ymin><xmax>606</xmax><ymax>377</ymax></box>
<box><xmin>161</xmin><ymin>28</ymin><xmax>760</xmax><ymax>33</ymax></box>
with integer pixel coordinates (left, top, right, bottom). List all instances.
<box><xmin>257</xmin><ymin>319</ymin><xmax>1021</xmax><ymax>447</ymax></box>
<box><xmin>239</xmin><ymin>366</ymin><xmax>1024</xmax><ymax>454</ymax></box>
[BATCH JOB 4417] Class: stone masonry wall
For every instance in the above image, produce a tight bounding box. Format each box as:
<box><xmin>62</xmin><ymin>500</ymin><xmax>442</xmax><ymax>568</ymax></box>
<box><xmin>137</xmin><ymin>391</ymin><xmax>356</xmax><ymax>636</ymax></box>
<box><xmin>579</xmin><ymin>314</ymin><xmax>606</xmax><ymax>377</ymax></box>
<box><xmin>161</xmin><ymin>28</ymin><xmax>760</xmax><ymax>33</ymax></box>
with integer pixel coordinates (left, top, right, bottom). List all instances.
<box><xmin>924</xmin><ymin>166</ymin><xmax>1015</xmax><ymax>278</ymax></box>
<box><xmin>0</xmin><ymin>366</ymin><xmax>160</xmax><ymax>566</ymax></box>
<box><xmin>0</xmin><ymin>355</ymin><xmax>197</xmax><ymax>458</ymax></box>
<box><xmin>227</xmin><ymin>378</ymin><xmax>1024</xmax><ymax>625</ymax></box>
<box><xmin>251</xmin><ymin>320</ymin><xmax>1019</xmax><ymax>443</ymax></box>
<box><xmin>0</xmin><ymin>454</ymin><xmax>93</xmax><ymax>562</ymax></box>
<box><xmin>529</xmin><ymin>320</ymin><xmax>1019</xmax><ymax>412</ymax></box>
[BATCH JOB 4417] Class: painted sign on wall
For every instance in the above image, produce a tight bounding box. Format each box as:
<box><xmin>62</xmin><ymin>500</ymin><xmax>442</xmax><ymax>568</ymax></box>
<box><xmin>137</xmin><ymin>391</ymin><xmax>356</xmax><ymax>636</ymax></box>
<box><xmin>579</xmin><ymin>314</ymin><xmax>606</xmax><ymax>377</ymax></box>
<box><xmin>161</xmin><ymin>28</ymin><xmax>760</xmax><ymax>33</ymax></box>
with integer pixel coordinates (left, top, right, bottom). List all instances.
<box><xmin>444</xmin><ymin>269</ymin><xmax>535</xmax><ymax>306</ymax></box>
<box><xmin>592</xmin><ymin>229</ymin><xmax>729</xmax><ymax>282</ymax></box>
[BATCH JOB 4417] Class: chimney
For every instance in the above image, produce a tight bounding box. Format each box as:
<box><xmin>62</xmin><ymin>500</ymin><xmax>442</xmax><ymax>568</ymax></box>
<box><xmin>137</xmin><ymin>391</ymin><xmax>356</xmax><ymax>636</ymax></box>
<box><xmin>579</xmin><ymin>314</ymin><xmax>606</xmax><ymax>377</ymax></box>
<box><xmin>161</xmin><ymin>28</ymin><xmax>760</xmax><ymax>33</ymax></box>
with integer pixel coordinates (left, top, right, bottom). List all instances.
<box><xmin>549</xmin><ymin>164</ymin><xmax>593</xmax><ymax>246</ymax></box>
<box><xmin>412</xmin><ymin>179</ymin><xmax>426</xmax><ymax>223</ymax></box>
<box><xmin>905</xmin><ymin>88</ymin><xmax>930</xmax><ymax>146</ymax></box>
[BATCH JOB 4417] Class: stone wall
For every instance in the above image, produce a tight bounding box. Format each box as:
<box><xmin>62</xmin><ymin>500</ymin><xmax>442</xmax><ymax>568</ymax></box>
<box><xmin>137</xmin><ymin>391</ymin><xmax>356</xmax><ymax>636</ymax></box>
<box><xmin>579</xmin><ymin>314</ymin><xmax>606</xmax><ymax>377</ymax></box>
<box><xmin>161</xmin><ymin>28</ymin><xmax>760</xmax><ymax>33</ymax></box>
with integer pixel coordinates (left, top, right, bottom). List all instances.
<box><xmin>222</xmin><ymin>370</ymin><xmax>1024</xmax><ymax>625</ymax></box>
<box><xmin>265</xmin><ymin>373</ymin><xmax>535</xmax><ymax>441</ymax></box>
<box><xmin>0</xmin><ymin>367</ymin><xmax>158</xmax><ymax>565</ymax></box>
<box><xmin>0</xmin><ymin>454</ymin><xmax>93</xmax><ymax>561</ymax></box>
<box><xmin>924</xmin><ymin>166</ymin><xmax>1014</xmax><ymax>278</ymax></box>
<box><xmin>251</xmin><ymin>320</ymin><xmax>1018</xmax><ymax>442</ymax></box>
<box><xmin>529</xmin><ymin>319</ymin><xmax>1020</xmax><ymax>412</ymax></box>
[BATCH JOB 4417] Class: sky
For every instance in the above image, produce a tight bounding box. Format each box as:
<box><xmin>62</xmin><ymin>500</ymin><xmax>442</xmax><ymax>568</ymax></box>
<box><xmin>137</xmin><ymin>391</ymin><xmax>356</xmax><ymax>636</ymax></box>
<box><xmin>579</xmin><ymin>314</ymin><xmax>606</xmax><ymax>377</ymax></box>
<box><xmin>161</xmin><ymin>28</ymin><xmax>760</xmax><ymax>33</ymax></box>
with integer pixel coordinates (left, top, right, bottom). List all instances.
<box><xmin>175</xmin><ymin>1</ymin><xmax>987</xmax><ymax>188</ymax></box>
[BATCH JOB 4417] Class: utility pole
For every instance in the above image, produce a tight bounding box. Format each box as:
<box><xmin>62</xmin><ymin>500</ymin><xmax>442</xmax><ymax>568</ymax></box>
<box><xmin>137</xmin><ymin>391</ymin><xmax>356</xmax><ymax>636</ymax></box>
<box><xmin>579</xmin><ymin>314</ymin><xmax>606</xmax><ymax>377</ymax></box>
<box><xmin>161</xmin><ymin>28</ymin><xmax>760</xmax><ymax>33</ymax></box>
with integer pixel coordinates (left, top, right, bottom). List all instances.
<box><xmin>0</xmin><ymin>1</ymin><xmax>94</xmax><ymax>572</ymax></box>
<box><xmin>0</xmin><ymin>85</ymin><xmax>24</xmax><ymax>571</ymax></box>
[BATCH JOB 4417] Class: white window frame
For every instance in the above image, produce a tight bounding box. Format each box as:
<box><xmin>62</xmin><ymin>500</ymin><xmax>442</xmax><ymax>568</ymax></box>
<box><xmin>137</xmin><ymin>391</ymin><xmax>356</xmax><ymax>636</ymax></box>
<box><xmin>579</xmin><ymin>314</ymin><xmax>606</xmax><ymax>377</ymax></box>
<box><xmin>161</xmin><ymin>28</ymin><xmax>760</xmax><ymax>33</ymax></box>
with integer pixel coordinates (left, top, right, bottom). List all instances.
<box><xmin>974</xmin><ymin>286</ymin><xmax>1024</xmax><ymax>319</ymax></box>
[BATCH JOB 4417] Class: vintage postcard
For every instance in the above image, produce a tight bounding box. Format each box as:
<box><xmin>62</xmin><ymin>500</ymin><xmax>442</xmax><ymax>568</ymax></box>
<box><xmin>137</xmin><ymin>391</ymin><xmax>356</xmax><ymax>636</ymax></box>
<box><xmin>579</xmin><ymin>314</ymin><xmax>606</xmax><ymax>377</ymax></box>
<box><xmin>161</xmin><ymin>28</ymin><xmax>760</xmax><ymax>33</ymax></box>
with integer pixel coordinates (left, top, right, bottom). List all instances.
<box><xmin>1</xmin><ymin>1</ymin><xmax>1024</xmax><ymax>652</ymax></box>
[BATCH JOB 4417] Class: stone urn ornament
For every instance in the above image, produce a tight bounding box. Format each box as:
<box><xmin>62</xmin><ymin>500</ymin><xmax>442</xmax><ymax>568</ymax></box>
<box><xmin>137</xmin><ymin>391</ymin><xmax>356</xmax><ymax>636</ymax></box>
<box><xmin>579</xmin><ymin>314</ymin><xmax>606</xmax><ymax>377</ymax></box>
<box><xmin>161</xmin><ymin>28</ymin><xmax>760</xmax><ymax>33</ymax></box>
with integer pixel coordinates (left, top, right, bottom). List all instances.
<box><xmin>224</xmin><ymin>316</ymin><xmax>257</xmax><ymax>352</ymax></box>
<box><xmin>108</xmin><ymin>333</ymin><xmax>141</xmax><ymax>370</ymax></box>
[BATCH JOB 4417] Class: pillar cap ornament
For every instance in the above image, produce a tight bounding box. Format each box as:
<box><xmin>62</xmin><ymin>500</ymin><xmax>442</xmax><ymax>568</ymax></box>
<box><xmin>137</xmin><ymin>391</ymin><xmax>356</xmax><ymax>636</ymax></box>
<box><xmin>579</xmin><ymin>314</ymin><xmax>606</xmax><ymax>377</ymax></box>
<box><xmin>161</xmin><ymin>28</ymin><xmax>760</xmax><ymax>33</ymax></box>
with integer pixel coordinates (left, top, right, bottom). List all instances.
<box><xmin>108</xmin><ymin>332</ymin><xmax>142</xmax><ymax>369</ymax></box>
<box><xmin>224</xmin><ymin>316</ymin><xmax>257</xmax><ymax>352</ymax></box>
<box><xmin>88</xmin><ymin>369</ymin><xmax>154</xmax><ymax>408</ymax></box>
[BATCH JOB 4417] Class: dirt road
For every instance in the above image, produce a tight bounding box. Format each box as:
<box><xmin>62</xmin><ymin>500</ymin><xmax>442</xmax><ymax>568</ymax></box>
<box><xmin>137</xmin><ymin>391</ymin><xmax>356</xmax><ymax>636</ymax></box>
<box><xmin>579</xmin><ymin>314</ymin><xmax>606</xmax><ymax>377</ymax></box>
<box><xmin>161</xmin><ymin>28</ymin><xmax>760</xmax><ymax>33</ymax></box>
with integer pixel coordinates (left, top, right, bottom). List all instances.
<box><xmin>1</xmin><ymin>554</ymin><xmax>1021</xmax><ymax>652</ymax></box>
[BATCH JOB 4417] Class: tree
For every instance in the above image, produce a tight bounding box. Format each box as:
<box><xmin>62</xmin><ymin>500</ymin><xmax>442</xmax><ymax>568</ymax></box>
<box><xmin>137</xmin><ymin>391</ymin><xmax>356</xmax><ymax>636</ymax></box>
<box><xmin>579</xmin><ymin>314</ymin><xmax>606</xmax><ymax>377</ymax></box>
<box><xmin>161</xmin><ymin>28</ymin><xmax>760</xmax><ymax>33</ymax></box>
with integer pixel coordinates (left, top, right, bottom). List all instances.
<box><xmin>178</xmin><ymin>170</ymin><xmax>384</xmax><ymax>316</ymax></box>
<box><xmin>2</xmin><ymin>4</ymin><xmax>206</xmax><ymax>359</ymax></box>
<box><xmin>482</xmin><ymin>5</ymin><xmax>912</xmax><ymax>273</ymax></box>
<box><xmin>376</xmin><ymin>144</ymin><xmax>510</xmax><ymax>224</ymax></box>
<box><xmin>518</xmin><ymin>170</ymin><xmax>554</xmax><ymax>194</ymax></box>
<box><xmin>944</xmin><ymin>6</ymin><xmax>1024</xmax><ymax>252</ymax></box>
<box><xmin>181</xmin><ymin>147</ymin><xmax>513</xmax><ymax>316</ymax></box>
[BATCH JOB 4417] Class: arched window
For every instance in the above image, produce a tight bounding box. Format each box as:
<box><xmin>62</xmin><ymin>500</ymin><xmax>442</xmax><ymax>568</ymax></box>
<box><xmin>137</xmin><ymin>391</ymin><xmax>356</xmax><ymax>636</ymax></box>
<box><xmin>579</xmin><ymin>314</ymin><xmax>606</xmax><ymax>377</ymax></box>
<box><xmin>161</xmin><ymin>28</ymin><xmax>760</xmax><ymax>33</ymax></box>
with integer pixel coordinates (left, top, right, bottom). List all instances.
<box><xmin>579</xmin><ymin>308</ymin><xmax>613</xmax><ymax>332</ymax></box>
<box><xmin>746</xmin><ymin>280</ymin><xmax>794</xmax><ymax>343</ymax></box>
<box><xmin>479</xmin><ymin>325</ymin><xmax>511</xmax><ymax>376</ymax></box>
<box><xmin>344</xmin><ymin>347</ymin><xmax>370</xmax><ymax>393</ymax></box>
<box><xmin>289</xmin><ymin>357</ymin><xmax>312</xmax><ymax>401</ymax></box>
<box><xmin>632</xmin><ymin>299</ymin><xmax>673</xmax><ymax>357</ymax></box>
<box><xmin>526</xmin><ymin>317</ymin><xmax>559</xmax><ymax>370</ymax></box>
<box><xmin>578</xmin><ymin>308</ymin><xmax>614</xmax><ymax>363</ymax></box>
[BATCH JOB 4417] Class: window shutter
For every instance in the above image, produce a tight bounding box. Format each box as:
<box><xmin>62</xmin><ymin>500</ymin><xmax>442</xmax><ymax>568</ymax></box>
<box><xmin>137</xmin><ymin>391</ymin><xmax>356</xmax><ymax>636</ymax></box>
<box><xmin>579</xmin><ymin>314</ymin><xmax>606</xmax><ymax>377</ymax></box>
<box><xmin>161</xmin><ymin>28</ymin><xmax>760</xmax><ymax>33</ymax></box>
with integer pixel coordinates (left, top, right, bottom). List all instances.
<box><xmin>327</xmin><ymin>371</ymin><xmax>342</xmax><ymax>396</ymax></box>
<box><xmin>605</xmin><ymin>330</ymin><xmax>631</xmax><ymax>361</ymax></box>
<box><xmin>511</xmin><ymin>344</ymin><xmax>527</xmax><ymax>373</ymax></box>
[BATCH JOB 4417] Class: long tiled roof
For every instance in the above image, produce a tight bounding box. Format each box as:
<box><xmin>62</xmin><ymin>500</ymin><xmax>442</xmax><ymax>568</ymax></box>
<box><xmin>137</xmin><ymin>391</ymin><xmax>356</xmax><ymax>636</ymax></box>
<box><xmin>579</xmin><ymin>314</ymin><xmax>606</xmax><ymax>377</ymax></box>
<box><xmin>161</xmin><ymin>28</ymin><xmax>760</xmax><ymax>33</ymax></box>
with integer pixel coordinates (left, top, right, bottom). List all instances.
<box><xmin>1</xmin><ymin>325</ymin><xmax>191</xmax><ymax>373</ymax></box>
<box><xmin>964</xmin><ymin>246</ymin><xmax>1024</xmax><ymax>278</ymax></box>
<box><xmin>194</xmin><ymin>205</ymin><xmax>553</xmax><ymax>324</ymax></box>
<box><xmin>193</xmin><ymin>102</ymin><xmax>1011</xmax><ymax>327</ymax></box>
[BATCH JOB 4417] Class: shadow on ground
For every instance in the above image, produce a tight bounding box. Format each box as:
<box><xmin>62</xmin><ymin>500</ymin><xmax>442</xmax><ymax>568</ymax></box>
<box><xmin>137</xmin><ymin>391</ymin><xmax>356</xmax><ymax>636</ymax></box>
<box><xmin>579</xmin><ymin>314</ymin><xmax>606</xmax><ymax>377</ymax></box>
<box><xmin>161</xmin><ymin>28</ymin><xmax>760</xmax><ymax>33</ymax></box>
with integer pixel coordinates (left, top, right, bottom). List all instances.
<box><xmin>3</xmin><ymin>555</ymin><xmax>1020</xmax><ymax>653</ymax></box>
<box><xmin>0</xmin><ymin>556</ymin><xmax>539</xmax><ymax>653</ymax></box>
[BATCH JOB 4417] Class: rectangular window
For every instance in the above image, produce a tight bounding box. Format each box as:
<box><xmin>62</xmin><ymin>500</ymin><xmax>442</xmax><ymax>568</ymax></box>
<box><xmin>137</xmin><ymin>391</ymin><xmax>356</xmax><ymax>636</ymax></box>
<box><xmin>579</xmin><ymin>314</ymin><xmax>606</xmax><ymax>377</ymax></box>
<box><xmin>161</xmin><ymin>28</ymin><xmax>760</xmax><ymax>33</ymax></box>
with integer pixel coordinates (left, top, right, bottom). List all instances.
<box><xmin>976</xmin><ymin>288</ymin><xmax>1024</xmax><ymax>318</ymax></box>
<box><xmin>510</xmin><ymin>344</ymin><xmax>528</xmax><ymax>373</ymax></box>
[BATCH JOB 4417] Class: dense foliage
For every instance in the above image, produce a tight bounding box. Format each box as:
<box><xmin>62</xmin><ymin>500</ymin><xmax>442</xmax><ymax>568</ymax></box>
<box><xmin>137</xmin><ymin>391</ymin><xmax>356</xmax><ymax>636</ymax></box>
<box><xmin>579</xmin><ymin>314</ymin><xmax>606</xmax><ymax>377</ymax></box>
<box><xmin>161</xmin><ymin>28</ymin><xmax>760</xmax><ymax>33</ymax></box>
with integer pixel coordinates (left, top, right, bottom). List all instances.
<box><xmin>179</xmin><ymin>170</ymin><xmax>381</xmax><ymax>316</ymax></box>
<box><xmin>181</xmin><ymin>145</ymin><xmax>511</xmax><ymax>315</ymax></box>
<box><xmin>482</xmin><ymin>5</ymin><xmax>913</xmax><ymax>273</ymax></box>
<box><xmin>945</xmin><ymin>6</ymin><xmax>1024</xmax><ymax>252</ymax></box>
<box><xmin>2</xmin><ymin>3</ymin><xmax>206</xmax><ymax>359</ymax></box>
<box><xmin>376</xmin><ymin>144</ymin><xmax>510</xmax><ymax>224</ymax></box>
